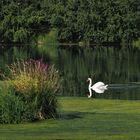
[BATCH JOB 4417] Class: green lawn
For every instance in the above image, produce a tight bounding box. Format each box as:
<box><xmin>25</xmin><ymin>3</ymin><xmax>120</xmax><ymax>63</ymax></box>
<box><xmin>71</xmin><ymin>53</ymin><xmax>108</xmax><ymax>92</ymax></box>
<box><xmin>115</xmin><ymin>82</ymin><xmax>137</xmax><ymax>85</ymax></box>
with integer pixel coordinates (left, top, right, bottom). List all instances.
<box><xmin>0</xmin><ymin>97</ymin><xmax>140</xmax><ymax>140</ymax></box>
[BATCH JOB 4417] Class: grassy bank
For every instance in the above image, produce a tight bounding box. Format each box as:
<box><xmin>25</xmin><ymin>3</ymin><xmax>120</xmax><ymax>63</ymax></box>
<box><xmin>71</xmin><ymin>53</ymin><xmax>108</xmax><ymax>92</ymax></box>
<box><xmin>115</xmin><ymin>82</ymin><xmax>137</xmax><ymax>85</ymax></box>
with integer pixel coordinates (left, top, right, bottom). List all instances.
<box><xmin>0</xmin><ymin>97</ymin><xmax>140</xmax><ymax>140</ymax></box>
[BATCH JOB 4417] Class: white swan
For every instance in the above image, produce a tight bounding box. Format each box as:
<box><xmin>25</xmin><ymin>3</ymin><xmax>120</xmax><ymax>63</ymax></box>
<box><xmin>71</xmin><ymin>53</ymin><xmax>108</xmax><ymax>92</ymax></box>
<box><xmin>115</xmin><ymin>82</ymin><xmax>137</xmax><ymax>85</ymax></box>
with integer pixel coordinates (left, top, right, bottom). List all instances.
<box><xmin>87</xmin><ymin>78</ymin><xmax>108</xmax><ymax>98</ymax></box>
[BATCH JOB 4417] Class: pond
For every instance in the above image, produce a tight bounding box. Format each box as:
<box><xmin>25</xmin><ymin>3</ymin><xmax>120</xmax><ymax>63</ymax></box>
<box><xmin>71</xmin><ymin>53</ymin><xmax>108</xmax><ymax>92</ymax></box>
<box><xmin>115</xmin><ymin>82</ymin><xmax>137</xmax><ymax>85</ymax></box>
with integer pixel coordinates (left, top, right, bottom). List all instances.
<box><xmin>0</xmin><ymin>45</ymin><xmax>140</xmax><ymax>100</ymax></box>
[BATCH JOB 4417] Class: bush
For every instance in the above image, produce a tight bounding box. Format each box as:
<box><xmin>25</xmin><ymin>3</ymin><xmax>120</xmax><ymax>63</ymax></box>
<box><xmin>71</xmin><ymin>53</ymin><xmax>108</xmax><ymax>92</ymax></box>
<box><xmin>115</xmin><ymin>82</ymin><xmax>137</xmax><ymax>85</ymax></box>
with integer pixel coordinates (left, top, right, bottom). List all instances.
<box><xmin>0</xmin><ymin>59</ymin><xmax>61</xmax><ymax>123</ymax></box>
<box><xmin>132</xmin><ymin>38</ymin><xmax>140</xmax><ymax>49</ymax></box>
<box><xmin>0</xmin><ymin>87</ymin><xmax>41</xmax><ymax>123</ymax></box>
<box><xmin>0</xmin><ymin>88</ymin><xmax>26</xmax><ymax>124</ymax></box>
<box><xmin>36</xmin><ymin>29</ymin><xmax>58</xmax><ymax>61</ymax></box>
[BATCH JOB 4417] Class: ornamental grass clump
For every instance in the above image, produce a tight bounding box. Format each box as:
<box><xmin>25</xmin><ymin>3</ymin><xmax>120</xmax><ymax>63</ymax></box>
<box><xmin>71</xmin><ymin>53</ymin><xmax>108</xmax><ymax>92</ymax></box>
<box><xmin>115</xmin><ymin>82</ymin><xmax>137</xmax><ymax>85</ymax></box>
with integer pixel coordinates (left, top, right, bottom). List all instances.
<box><xmin>0</xmin><ymin>59</ymin><xmax>61</xmax><ymax>123</ymax></box>
<box><xmin>0</xmin><ymin>88</ymin><xmax>27</xmax><ymax>124</ymax></box>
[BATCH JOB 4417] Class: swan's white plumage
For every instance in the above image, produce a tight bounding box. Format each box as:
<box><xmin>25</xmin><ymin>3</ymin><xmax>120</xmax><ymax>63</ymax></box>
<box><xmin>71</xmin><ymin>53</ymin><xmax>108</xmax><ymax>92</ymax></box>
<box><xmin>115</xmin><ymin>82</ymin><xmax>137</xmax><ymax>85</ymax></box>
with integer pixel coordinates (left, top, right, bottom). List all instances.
<box><xmin>93</xmin><ymin>88</ymin><xmax>105</xmax><ymax>94</ymax></box>
<box><xmin>92</xmin><ymin>81</ymin><xmax>105</xmax><ymax>88</ymax></box>
<box><xmin>87</xmin><ymin>78</ymin><xmax>108</xmax><ymax>98</ymax></box>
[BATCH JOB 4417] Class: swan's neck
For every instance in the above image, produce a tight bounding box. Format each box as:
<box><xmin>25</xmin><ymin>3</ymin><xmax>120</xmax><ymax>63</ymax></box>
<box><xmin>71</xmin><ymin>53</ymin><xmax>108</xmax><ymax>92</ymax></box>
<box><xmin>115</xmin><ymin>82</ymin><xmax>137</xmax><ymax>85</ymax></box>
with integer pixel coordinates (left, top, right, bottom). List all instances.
<box><xmin>89</xmin><ymin>78</ymin><xmax>92</xmax><ymax>88</ymax></box>
<box><xmin>88</xmin><ymin>78</ymin><xmax>93</xmax><ymax>98</ymax></box>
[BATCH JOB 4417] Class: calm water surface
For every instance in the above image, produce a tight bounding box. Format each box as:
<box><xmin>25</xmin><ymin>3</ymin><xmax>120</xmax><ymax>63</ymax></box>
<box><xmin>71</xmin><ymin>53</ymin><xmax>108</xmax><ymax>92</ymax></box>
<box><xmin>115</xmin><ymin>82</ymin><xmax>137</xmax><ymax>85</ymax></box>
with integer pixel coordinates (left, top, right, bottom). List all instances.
<box><xmin>0</xmin><ymin>45</ymin><xmax>140</xmax><ymax>100</ymax></box>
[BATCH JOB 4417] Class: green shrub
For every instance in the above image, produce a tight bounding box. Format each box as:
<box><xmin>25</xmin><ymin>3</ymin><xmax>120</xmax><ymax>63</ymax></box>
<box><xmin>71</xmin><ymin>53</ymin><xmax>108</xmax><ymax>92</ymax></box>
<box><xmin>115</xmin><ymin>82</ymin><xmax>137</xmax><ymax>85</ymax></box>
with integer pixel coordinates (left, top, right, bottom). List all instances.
<box><xmin>36</xmin><ymin>29</ymin><xmax>58</xmax><ymax>60</ymax></box>
<box><xmin>0</xmin><ymin>59</ymin><xmax>61</xmax><ymax>123</ymax></box>
<box><xmin>0</xmin><ymin>87</ymin><xmax>41</xmax><ymax>123</ymax></box>
<box><xmin>132</xmin><ymin>38</ymin><xmax>140</xmax><ymax>49</ymax></box>
<box><xmin>0</xmin><ymin>88</ymin><xmax>26</xmax><ymax>124</ymax></box>
<box><xmin>37</xmin><ymin>29</ymin><xmax>58</xmax><ymax>45</ymax></box>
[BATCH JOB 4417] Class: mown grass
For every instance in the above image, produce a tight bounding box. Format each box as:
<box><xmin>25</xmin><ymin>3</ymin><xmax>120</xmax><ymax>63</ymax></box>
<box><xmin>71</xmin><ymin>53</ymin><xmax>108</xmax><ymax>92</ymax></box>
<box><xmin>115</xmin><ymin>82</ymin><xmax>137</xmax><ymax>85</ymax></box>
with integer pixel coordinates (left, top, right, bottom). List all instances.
<box><xmin>0</xmin><ymin>97</ymin><xmax>140</xmax><ymax>140</ymax></box>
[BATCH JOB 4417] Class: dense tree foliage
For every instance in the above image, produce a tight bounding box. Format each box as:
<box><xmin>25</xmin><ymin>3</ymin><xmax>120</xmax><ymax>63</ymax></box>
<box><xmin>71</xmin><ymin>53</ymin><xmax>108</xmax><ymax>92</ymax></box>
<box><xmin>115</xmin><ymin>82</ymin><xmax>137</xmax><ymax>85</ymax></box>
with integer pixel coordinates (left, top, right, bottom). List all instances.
<box><xmin>0</xmin><ymin>0</ymin><xmax>47</xmax><ymax>43</ymax></box>
<box><xmin>0</xmin><ymin>0</ymin><xmax>140</xmax><ymax>43</ymax></box>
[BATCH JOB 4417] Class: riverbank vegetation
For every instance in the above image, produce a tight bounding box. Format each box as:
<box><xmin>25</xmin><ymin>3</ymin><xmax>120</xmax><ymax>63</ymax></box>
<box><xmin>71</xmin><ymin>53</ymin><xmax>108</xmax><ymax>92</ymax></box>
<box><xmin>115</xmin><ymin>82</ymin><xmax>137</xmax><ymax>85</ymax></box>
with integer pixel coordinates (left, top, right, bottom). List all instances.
<box><xmin>0</xmin><ymin>0</ymin><xmax>140</xmax><ymax>45</ymax></box>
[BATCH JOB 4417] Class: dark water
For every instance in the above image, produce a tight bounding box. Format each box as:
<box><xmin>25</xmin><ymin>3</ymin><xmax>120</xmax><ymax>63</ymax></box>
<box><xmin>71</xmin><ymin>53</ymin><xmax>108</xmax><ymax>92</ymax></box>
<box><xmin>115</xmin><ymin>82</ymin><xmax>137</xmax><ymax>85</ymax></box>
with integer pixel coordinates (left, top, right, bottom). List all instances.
<box><xmin>56</xmin><ymin>46</ymin><xmax>140</xmax><ymax>100</ymax></box>
<box><xmin>0</xmin><ymin>45</ymin><xmax>140</xmax><ymax>100</ymax></box>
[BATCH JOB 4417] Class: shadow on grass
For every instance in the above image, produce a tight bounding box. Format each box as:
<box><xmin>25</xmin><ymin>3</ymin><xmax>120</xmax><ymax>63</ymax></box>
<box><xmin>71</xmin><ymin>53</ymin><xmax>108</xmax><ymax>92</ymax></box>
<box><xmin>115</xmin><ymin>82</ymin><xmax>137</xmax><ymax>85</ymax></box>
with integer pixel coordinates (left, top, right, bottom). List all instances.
<box><xmin>59</xmin><ymin>111</ymin><xmax>96</xmax><ymax>120</ymax></box>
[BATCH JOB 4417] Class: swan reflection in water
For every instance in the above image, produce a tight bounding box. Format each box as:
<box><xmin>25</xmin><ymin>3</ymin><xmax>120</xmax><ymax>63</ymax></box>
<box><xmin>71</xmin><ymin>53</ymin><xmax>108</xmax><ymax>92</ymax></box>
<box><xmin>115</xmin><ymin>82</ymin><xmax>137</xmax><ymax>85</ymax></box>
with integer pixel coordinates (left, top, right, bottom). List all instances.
<box><xmin>87</xmin><ymin>78</ymin><xmax>108</xmax><ymax>98</ymax></box>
